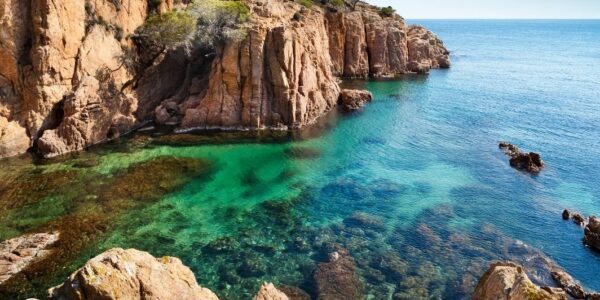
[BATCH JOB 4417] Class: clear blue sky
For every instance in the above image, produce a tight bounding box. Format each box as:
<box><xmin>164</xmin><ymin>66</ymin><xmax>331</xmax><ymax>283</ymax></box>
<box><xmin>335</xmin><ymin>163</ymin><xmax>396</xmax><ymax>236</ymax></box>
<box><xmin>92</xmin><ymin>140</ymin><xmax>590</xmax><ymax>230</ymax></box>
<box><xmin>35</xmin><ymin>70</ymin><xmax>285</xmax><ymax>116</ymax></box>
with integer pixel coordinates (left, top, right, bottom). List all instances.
<box><xmin>367</xmin><ymin>0</ymin><xmax>600</xmax><ymax>19</ymax></box>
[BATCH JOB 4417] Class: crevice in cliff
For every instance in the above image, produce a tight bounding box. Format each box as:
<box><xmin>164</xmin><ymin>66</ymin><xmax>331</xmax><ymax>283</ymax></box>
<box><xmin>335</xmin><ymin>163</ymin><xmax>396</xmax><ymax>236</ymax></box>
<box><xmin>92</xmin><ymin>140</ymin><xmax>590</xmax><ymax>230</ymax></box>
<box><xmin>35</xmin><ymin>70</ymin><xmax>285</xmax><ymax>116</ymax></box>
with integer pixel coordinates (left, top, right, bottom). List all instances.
<box><xmin>30</xmin><ymin>98</ymin><xmax>66</xmax><ymax>153</ymax></box>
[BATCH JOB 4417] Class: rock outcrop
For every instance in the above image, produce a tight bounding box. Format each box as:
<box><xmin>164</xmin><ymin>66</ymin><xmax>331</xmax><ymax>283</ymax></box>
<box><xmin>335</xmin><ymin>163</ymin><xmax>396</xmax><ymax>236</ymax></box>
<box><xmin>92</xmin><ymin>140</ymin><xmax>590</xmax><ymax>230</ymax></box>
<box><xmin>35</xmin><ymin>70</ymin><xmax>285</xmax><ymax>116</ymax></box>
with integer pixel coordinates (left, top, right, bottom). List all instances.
<box><xmin>338</xmin><ymin>89</ymin><xmax>373</xmax><ymax>111</ymax></box>
<box><xmin>0</xmin><ymin>232</ymin><xmax>60</xmax><ymax>285</ymax></box>
<box><xmin>407</xmin><ymin>25</ymin><xmax>451</xmax><ymax>73</ymax></box>
<box><xmin>49</xmin><ymin>248</ymin><xmax>219</xmax><ymax>300</ymax></box>
<box><xmin>0</xmin><ymin>0</ymin><xmax>449</xmax><ymax>158</ymax></box>
<box><xmin>584</xmin><ymin>216</ymin><xmax>600</xmax><ymax>252</ymax></box>
<box><xmin>314</xmin><ymin>249</ymin><xmax>364</xmax><ymax>300</ymax></box>
<box><xmin>472</xmin><ymin>262</ymin><xmax>567</xmax><ymax>300</ymax></box>
<box><xmin>253</xmin><ymin>282</ymin><xmax>289</xmax><ymax>300</ymax></box>
<box><xmin>499</xmin><ymin>142</ymin><xmax>545</xmax><ymax>173</ymax></box>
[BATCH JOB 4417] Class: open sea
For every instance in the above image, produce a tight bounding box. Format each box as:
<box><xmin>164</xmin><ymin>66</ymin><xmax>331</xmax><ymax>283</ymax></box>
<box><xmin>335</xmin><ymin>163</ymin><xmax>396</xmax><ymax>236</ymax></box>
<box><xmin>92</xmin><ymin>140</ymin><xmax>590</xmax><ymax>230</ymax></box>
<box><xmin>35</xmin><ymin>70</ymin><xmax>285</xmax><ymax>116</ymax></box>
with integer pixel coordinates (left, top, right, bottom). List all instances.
<box><xmin>1</xmin><ymin>20</ymin><xmax>600</xmax><ymax>299</ymax></box>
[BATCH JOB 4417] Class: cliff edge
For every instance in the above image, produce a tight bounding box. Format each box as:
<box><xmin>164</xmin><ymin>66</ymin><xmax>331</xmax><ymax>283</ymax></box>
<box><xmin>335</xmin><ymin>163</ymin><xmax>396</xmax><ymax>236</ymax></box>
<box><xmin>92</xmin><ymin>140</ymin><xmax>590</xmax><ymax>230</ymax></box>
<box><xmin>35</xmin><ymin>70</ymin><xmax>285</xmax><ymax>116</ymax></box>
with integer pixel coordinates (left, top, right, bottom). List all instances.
<box><xmin>0</xmin><ymin>0</ymin><xmax>449</xmax><ymax>158</ymax></box>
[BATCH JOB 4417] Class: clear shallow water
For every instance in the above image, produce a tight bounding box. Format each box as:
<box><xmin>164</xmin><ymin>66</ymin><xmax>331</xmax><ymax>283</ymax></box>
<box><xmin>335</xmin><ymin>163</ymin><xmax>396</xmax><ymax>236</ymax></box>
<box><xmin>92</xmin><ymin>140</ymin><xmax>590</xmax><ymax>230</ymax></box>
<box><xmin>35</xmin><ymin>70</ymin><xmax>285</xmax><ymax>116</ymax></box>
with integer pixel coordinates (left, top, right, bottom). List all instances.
<box><xmin>2</xmin><ymin>20</ymin><xmax>600</xmax><ymax>299</ymax></box>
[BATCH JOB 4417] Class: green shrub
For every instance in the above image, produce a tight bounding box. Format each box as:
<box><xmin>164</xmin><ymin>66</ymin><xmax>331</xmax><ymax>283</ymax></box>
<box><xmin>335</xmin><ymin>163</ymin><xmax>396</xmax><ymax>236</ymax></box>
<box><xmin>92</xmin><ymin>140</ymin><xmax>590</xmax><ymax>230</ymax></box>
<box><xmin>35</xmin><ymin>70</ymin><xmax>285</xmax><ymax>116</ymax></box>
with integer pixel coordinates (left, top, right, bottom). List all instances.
<box><xmin>298</xmin><ymin>0</ymin><xmax>313</xmax><ymax>8</ymax></box>
<box><xmin>135</xmin><ymin>11</ymin><xmax>196</xmax><ymax>49</ymax></box>
<box><xmin>379</xmin><ymin>6</ymin><xmax>396</xmax><ymax>17</ymax></box>
<box><xmin>320</xmin><ymin>0</ymin><xmax>344</xmax><ymax>7</ymax></box>
<box><xmin>188</xmin><ymin>0</ymin><xmax>250</xmax><ymax>49</ymax></box>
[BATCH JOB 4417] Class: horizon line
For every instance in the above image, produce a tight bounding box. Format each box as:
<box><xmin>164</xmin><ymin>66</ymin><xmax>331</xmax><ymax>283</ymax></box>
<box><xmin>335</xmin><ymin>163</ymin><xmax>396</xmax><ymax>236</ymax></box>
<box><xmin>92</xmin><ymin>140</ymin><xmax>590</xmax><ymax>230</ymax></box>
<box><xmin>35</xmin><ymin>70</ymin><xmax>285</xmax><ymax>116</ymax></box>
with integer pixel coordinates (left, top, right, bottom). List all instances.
<box><xmin>405</xmin><ymin>18</ymin><xmax>600</xmax><ymax>20</ymax></box>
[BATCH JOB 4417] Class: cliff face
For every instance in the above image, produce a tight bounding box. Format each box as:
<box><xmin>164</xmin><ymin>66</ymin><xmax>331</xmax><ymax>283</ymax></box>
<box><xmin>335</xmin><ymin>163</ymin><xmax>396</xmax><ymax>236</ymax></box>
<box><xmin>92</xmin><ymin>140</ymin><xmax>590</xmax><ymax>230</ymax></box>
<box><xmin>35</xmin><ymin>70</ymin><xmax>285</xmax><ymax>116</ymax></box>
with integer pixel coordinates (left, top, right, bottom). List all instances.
<box><xmin>0</xmin><ymin>0</ymin><xmax>449</xmax><ymax>158</ymax></box>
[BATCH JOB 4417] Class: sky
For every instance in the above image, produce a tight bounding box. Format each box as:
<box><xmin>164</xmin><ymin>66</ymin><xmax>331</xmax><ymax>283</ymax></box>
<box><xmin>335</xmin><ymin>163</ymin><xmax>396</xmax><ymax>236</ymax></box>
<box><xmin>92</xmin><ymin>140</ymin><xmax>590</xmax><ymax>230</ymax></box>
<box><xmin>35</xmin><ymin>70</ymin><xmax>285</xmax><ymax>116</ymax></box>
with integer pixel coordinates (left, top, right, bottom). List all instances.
<box><xmin>367</xmin><ymin>0</ymin><xmax>600</xmax><ymax>19</ymax></box>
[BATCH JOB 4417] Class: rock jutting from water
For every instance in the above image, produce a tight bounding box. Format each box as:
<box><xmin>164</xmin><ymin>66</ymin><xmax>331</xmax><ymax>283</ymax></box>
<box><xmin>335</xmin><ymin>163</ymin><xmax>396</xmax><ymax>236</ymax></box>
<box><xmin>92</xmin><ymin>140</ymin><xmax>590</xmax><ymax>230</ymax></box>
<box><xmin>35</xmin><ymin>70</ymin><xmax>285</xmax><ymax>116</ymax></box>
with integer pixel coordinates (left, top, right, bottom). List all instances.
<box><xmin>0</xmin><ymin>0</ymin><xmax>449</xmax><ymax>159</ymax></box>
<box><xmin>561</xmin><ymin>209</ymin><xmax>587</xmax><ymax>226</ymax></box>
<box><xmin>499</xmin><ymin>142</ymin><xmax>545</xmax><ymax>173</ymax></box>
<box><xmin>472</xmin><ymin>262</ymin><xmax>567</xmax><ymax>300</ymax></box>
<box><xmin>584</xmin><ymin>216</ymin><xmax>600</xmax><ymax>252</ymax></box>
<box><xmin>48</xmin><ymin>248</ymin><xmax>220</xmax><ymax>300</ymax></box>
<box><xmin>0</xmin><ymin>232</ymin><xmax>60</xmax><ymax>285</ymax></box>
<box><xmin>338</xmin><ymin>89</ymin><xmax>374</xmax><ymax>111</ymax></box>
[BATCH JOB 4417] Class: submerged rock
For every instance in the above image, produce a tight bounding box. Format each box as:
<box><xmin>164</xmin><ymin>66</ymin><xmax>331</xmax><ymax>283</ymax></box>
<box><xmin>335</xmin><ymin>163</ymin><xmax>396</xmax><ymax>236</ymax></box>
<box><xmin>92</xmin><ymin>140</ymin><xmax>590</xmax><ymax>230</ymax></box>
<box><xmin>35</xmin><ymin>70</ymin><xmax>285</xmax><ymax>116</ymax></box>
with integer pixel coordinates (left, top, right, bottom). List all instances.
<box><xmin>253</xmin><ymin>282</ymin><xmax>289</xmax><ymax>300</ymax></box>
<box><xmin>499</xmin><ymin>142</ymin><xmax>544</xmax><ymax>173</ymax></box>
<box><xmin>343</xmin><ymin>212</ymin><xmax>385</xmax><ymax>231</ymax></box>
<box><xmin>584</xmin><ymin>216</ymin><xmax>600</xmax><ymax>252</ymax></box>
<box><xmin>0</xmin><ymin>232</ymin><xmax>60</xmax><ymax>285</ymax></box>
<box><xmin>278</xmin><ymin>285</ymin><xmax>311</xmax><ymax>300</ymax></box>
<box><xmin>472</xmin><ymin>262</ymin><xmax>567</xmax><ymax>300</ymax></box>
<box><xmin>49</xmin><ymin>248</ymin><xmax>219</xmax><ymax>300</ymax></box>
<box><xmin>284</xmin><ymin>147</ymin><xmax>322</xmax><ymax>160</ymax></box>
<box><xmin>103</xmin><ymin>156</ymin><xmax>212</xmax><ymax>202</ymax></box>
<box><xmin>338</xmin><ymin>89</ymin><xmax>373</xmax><ymax>111</ymax></box>
<box><xmin>314</xmin><ymin>249</ymin><xmax>364</xmax><ymax>300</ymax></box>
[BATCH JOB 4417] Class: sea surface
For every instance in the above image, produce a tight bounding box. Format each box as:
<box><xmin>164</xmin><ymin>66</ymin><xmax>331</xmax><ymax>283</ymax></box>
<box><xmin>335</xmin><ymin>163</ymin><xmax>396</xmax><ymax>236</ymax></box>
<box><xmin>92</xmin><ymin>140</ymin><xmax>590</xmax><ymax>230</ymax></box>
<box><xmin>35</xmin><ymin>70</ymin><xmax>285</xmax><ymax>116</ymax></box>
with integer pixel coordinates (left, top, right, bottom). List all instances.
<box><xmin>1</xmin><ymin>20</ymin><xmax>600</xmax><ymax>299</ymax></box>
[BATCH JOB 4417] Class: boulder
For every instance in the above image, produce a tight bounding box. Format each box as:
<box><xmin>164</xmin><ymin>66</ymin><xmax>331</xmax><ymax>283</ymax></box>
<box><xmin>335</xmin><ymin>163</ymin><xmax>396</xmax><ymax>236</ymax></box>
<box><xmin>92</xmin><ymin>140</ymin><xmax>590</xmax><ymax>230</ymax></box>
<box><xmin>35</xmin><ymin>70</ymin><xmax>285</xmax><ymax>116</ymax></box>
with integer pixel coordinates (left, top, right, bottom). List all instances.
<box><xmin>49</xmin><ymin>248</ymin><xmax>219</xmax><ymax>300</ymax></box>
<box><xmin>0</xmin><ymin>232</ymin><xmax>60</xmax><ymax>285</ymax></box>
<box><xmin>562</xmin><ymin>209</ymin><xmax>570</xmax><ymax>220</ymax></box>
<box><xmin>338</xmin><ymin>89</ymin><xmax>373</xmax><ymax>111</ymax></box>
<box><xmin>314</xmin><ymin>249</ymin><xmax>364</xmax><ymax>300</ymax></box>
<box><xmin>0</xmin><ymin>117</ymin><xmax>30</xmax><ymax>158</ymax></box>
<box><xmin>472</xmin><ymin>262</ymin><xmax>567</xmax><ymax>300</ymax></box>
<box><xmin>584</xmin><ymin>216</ymin><xmax>600</xmax><ymax>252</ymax></box>
<box><xmin>572</xmin><ymin>213</ymin><xmax>585</xmax><ymax>226</ymax></box>
<box><xmin>499</xmin><ymin>142</ymin><xmax>544</xmax><ymax>173</ymax></box>
<box><xmin>253</xmin><ymin>282</ymin><xmax>289</xmax><ymax>300</ymax></box>
<box><xmin>551</xmin><ymin>270</ymin><xmax>586</xmax><ymax>299</ymax></box>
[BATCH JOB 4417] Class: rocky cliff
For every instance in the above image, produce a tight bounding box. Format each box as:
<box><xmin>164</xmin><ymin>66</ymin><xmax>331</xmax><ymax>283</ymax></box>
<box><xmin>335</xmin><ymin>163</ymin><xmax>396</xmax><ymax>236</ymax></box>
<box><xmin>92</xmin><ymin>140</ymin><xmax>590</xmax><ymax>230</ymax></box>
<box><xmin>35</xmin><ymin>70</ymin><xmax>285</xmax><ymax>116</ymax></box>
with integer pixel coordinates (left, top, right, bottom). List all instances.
<box><xmin>0</xmin><ymin>0</ymin><xmax>449</xmax><ymax>158</ymax></box>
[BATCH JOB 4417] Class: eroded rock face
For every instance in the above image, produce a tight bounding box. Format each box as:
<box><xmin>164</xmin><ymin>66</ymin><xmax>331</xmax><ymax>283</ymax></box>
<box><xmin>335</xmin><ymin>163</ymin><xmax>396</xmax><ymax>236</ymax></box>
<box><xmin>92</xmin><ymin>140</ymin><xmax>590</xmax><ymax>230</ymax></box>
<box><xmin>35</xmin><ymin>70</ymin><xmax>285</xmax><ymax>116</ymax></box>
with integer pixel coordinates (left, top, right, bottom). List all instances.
<box><xmin>0</xmin><ymin>0</ymin><xmax>152</xmax><ymax>158</ymax></box>
<box><xmin>339</xmin><ymin>89</ymin><xmax>373</xmax><ymax>111</ymax></box>
<box><xmin>49</xmin><ymin>248</ymin><xmax>219</xmax><ymax>300</ymax></box>
<box><xmin>1</xmin><ymin>0</ymin><xmax>449</xmax><ymax>158</ymax></box>
<box><xmin>0</xmin><ymin>116</ymin><xmax>29</xmax><ymax>157</ymax></box>
<box><xmin>472</xmin><ymin>262</ymin><xmax>567</xmax><ymax>300</ymax></box>
<box><xmin>180</xmin><ymin>0</ymin><xmax>340</xmax><ymax>131</ymax></box>
<box><xmin>0</xmin><ymin>232</ymin><xmax>60</xmax><ymax>285</ymax></box>
<box><xmin>314</xmin><ymin>249</ymin><xmax>364</xmax><ymax>300</ymax></box>
<box><xmin>407</xmin><ymin>25</ymin><xmax>450</xmax><ymax>74</ymax></box>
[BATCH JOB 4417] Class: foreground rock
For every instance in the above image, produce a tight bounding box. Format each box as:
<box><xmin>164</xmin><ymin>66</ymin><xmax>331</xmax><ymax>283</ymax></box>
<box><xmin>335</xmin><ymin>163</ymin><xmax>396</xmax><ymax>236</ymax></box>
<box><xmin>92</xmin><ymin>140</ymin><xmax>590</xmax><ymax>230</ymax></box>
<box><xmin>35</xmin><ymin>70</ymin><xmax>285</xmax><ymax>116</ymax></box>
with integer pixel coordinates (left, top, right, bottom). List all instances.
<box><xmin>338</xmin><ymin>90</ymin><xmax>373</xmax><ymax>111</ymax></box>
<box><xmin>0</xmin><ymin>232</ymin><xmax>60</xmax><ymax>285</ymax></box>
<box><xmin>472</xmin><ymin>262</ymin><xmax>567</xmax><ymax>300</ymax></box>
<box><xmin>499</xmin><ymin>142</ymin><xmax>544</xmax><ymax>173</ymax></box>
<box><xmin>49</xmin><ymin>248</ymin><xmax>219</xmax><ymax>300</ymax></box>
<box><xmin>584</xmin><ymin>216</ymin><xmax>600</xmax><ymax>252</ymax></box>
<box><xmin>314</xmin><ymin>249</ymin><xmax>364</xmax><ymax>300</ymax></box>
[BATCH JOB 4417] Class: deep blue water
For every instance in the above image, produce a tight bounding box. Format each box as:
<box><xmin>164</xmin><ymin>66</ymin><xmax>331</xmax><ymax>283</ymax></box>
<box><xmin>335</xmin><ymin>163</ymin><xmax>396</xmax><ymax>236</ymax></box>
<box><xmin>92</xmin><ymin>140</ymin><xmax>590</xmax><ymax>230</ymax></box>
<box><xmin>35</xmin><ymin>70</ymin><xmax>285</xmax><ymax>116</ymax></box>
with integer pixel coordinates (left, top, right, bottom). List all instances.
<box><xmin>1</xmin><ymin>20</ymin><xmax>600</xmax><ymax>299</ymax></box>
<box><xmin>409</xmin><ymin>19</ymin><xmax>600</xmax><ymax>287</ymax></box>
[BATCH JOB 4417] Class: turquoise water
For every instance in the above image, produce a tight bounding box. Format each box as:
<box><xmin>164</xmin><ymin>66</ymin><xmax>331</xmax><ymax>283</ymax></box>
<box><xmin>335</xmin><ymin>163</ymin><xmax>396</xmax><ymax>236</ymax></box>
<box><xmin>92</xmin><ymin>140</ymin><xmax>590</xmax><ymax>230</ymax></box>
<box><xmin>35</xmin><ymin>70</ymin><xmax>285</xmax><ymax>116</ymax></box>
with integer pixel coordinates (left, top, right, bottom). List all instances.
<box><xmin>1</xmin><ymin>20</ymin><xmax>600</xmax><ymax>299</ymax></box>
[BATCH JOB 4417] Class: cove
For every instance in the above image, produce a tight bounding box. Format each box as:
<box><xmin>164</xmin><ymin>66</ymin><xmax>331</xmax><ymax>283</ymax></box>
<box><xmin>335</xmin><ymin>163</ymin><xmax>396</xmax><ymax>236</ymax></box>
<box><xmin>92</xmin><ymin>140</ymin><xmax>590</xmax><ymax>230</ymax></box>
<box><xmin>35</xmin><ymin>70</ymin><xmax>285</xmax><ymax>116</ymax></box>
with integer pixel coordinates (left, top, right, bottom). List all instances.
<box><xmin>2</xmin><ymin>20</ymin><xmax>600</xmax><ymax>299</ymax></box>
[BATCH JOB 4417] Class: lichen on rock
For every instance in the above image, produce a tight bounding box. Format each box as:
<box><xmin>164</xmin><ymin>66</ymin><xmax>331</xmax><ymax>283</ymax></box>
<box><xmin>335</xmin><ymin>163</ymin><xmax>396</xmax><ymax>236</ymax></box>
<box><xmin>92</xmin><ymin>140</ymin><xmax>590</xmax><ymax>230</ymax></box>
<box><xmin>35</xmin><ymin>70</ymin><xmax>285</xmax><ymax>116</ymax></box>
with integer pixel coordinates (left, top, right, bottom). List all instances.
<box><xmin>48</xmin><ymin>248</ymin><xmax>219</xmax><ymax>300</ymax></box>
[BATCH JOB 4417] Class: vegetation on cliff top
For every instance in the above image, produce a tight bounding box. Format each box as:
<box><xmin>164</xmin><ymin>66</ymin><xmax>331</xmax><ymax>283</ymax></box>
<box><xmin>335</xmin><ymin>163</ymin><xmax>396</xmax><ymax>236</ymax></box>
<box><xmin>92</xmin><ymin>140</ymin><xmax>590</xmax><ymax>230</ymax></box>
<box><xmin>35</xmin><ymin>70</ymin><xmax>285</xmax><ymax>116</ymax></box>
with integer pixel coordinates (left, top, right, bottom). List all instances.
<box><xmin>135</xmin><ymin>0</ymin><xmax>249</xmax><ymax>53</ymax></box>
